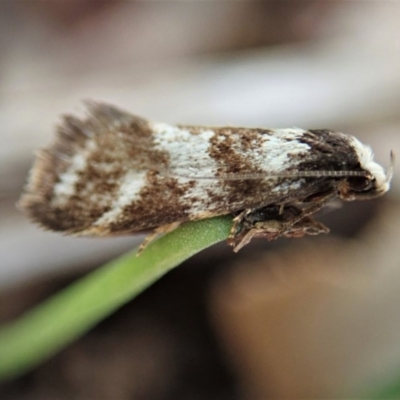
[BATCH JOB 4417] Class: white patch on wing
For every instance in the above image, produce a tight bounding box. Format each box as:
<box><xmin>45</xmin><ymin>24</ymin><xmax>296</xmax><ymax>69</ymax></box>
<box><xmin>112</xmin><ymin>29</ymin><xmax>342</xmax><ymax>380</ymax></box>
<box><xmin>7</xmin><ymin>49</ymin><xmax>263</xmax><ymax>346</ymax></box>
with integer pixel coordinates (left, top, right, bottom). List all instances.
<box><xmin>93</xmin><ymin>170</ymin><xmax>148</xmax><ymax>227</ymax></box>
<box><xmin>151</xmin><ymin>122</ymin><xmax>226</xmax><ymax>216</ymax></box>
<box><xmin>150</xmin><ymin>122</ymin><xmax>217</xmax><ymax>174</ymax></box>
<box><xmin>257</xmin><ymin>129</ymin><xmax>311</xmax><ymax>174</ymax></box>
<box><xmin>52</xmin><ymin>139</ymin><xmax>96</xmax><ymax>206</ymax></box>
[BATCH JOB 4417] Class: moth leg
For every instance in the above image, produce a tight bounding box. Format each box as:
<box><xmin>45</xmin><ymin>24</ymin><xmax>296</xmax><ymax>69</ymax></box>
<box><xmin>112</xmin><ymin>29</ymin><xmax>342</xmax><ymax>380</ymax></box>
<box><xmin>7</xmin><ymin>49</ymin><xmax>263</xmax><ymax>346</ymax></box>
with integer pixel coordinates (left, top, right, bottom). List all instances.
<box><xmin>265</xmin><ymin>192</ymin><xmax>335</xmax><ymax>239</ymax></box>
<box><xmin>228</xmin><ymin>193</ymin><xmax>335</xmax><ymax>251</ymax></box>
<box><xmin>228</xmin><ymin>205</ymin><xmax>289</xmax><ymax>250</ymax></box>
<box><xmin>283</xmin><ymin>217</ymin><xmax>329</xmax><ymax>238</ymax></box>
<box><xmin>137</xmin><ymin>221</ymin><xmax>181</xmax><ymax>255</ymax></box>
<box><xmin>231</xmin><ymin>219</ymin><xmax>283</xmax><ymax>252</ymax></box>
<box><xmin>231</xmin><ymin>215</ymin><xmax>329</xmax><ymax>252</ymax></box>
<box><xmin>229</xmin><ymin>209</ymin><xmax>253</xmax><ymax>240</ymax></box>
<box><xmin>284</xmin><ymin>192</ymin><xmax>336</xmax><ymax>228</ymax></box>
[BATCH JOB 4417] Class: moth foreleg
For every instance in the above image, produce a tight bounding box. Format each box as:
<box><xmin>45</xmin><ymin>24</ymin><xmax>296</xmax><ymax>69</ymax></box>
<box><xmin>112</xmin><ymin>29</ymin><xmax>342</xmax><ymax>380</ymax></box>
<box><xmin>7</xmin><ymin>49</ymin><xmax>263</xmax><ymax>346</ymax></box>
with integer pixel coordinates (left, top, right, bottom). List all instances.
<box><xmin>231</xmin><ymin>214</ymin><xmax>329</xmax><ymax>252</ymax></box>
<box><xmin>228</xmin><ymin>193</ymin><xmax>335</xmax><ymax>252</ymax></box>
<box><xmin>229</xmin><ymin>208</ymin><xmax>253</xmax><ymax>240</ymax></box>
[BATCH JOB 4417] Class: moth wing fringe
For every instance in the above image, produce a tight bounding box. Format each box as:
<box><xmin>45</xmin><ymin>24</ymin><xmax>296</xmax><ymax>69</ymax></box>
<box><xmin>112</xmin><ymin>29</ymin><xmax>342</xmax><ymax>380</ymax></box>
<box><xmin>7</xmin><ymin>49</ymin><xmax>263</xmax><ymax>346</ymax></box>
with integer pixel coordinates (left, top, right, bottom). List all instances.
<box><xmin>19</xmin><ymin>102</ymin><xmax>150</xmax><ymax>233</ymax></box>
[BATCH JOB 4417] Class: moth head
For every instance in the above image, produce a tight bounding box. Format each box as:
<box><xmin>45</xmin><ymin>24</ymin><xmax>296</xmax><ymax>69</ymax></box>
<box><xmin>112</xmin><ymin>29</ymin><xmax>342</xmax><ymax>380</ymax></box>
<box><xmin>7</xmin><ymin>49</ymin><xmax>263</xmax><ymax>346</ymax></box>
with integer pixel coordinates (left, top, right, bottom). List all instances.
<box><xmin>338</xmin><ymin>138</ymin><xmax>394</xmax><ymax>201</ymax></box>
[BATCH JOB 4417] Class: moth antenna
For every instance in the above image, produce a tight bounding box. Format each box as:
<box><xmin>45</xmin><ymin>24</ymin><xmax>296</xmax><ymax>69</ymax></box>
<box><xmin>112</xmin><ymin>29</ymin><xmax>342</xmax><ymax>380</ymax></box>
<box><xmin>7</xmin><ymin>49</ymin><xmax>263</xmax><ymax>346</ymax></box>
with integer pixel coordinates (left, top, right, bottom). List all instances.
<box><xmin>387</xmin><ymin>150</ymin><xmax>395</xmax><ymax>184</ymax></box>
<box><xmin>164</xmin><ymin>170</ymin><xmax>369</xmax><ymax>181</ymax></box>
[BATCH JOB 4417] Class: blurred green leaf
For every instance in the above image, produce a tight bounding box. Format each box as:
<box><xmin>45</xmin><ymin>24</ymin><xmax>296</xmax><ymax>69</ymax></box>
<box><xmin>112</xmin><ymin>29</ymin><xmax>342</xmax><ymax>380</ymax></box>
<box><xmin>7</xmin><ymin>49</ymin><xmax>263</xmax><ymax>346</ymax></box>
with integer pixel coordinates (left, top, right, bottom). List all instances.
<box><xmin>0</xmin><ymin>216</ymin><xmax>232</xmax><ymax>380</ymax></box>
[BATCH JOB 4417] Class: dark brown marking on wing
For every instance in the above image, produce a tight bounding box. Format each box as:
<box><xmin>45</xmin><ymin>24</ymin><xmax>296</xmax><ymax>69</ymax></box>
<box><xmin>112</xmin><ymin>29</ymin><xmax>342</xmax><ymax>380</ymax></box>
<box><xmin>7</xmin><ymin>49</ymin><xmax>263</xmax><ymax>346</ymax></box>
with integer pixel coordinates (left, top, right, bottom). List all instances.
<box><xmin>207</xmin><ymin>128</ymin><xmax>267</xmax><ymax>208</ymax></box>
<box><xmin>20</xmin><ymin>103</ymin><xmax>171</xmax><ymax>234</ymax></box>
<box><xmin>109</xmin><ymin>172</ymin><xmax>196</xmax><ymax>232</ymax></box>
<box><xmin>295</xmin><ymin>130</ymin><xmax>361</xmax><ymax>173</ymax></box>
<box><xmin>19</xmin><ymin>113</ymin><xmax>102</xmax><ymax>232</ymax></box>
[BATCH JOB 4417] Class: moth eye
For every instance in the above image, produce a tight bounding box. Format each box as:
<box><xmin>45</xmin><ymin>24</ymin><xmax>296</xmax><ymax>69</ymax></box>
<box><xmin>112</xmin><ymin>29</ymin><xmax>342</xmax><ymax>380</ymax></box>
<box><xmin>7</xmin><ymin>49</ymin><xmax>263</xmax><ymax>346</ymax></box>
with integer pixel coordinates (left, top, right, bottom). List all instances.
<box><xmin>347</xmin><ymin>176</ymin><xmax>374</xmax><ymax>192</ymax></box>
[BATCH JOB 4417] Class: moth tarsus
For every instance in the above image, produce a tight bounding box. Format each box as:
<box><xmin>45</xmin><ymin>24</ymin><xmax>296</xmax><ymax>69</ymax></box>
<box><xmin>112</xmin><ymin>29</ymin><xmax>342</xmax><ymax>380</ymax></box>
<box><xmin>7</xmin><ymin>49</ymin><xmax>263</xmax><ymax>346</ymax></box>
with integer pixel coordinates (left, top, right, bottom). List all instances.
<box><xmin>19</xmin><ymin>102</ymin><xmax>392</xmax><ymax>251</ymax></box>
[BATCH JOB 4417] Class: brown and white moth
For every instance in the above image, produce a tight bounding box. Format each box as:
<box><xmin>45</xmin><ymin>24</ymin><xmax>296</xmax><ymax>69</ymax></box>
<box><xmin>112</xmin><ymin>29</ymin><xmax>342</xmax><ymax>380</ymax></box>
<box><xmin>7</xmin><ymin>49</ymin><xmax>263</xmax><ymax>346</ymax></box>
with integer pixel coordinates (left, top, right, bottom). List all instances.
<box><xmin>19</xmin><ymin>102</ymin><xmax>393</xmax><ymax>252</ymax></box>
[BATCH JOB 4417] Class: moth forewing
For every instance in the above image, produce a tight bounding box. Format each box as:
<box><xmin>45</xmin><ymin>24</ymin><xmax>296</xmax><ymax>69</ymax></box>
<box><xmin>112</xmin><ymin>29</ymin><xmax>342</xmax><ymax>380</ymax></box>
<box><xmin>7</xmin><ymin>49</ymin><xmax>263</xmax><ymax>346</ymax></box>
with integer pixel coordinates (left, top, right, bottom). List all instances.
<box><xmin>19</xmin><ymin>102</ymin><xmax>392</xmax><ymax>251</ymax></box>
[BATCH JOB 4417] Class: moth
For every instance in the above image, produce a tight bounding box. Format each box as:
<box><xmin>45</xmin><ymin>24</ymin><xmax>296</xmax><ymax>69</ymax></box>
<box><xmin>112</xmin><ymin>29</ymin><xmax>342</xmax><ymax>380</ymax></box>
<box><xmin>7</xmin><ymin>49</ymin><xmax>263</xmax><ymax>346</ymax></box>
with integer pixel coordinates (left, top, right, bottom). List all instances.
<box><xmin>19</xmin><ymin>102</ymin><xmax>393</xmax><ymax>252</ymax></box>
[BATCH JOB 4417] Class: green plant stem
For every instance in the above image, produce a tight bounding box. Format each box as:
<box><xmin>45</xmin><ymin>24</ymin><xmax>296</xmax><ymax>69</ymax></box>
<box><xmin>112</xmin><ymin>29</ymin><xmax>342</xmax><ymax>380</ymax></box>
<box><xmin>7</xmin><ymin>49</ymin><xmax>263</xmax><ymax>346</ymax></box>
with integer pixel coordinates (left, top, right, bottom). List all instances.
<box><xmin>369</xmin><ymin>377</ymin><xmax>400</xmax><ymax>399</ymax></box>
<box><xmin>0</xmin><ymin>216</ymin><xmax>232</xmax><ymax>380</ymax></box>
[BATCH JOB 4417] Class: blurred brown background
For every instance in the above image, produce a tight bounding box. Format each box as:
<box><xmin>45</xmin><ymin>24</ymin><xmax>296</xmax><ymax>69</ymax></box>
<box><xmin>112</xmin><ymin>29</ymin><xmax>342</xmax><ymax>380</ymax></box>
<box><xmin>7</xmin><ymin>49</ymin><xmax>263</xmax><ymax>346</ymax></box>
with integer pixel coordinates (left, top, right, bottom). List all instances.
<box><xmin>0</xmin><ymin>1</ymin><xmax>400</xmax><ymax>399</ymax></box>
